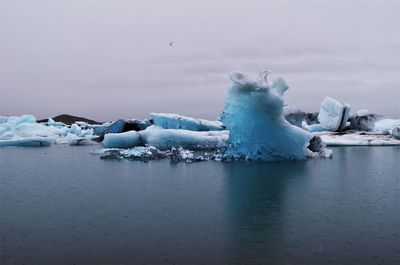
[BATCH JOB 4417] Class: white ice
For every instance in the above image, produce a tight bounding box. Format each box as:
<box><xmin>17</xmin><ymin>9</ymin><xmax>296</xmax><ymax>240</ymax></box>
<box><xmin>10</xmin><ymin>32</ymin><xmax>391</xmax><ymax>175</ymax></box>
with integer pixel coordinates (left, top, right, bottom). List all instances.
<box><xmin>374</xmin><ymin>119</ymin><xmax>400</xmax><ymax>134</ymax></box>
<box><xmin>150</xmin><ymin>113</ymin><xmax>224</xmax><ymax>131</ymax></box>
<box><xmin>220</xmin><ymin>72</ymin><xmax>322</xmax><ymax>160</ymax></box>
<box><xmin>318</xmin><ymin>97</ymin><xmax>351</xmax><ymax>131</ymax></box>
<box><xmin>0</xmin><ymin>115</ymin><xmax>94</xmax><ymax>146</ymax></box>
<box><xmin>138</xmin><ymin>125</ymin><xmax>228</xmax><ymax>150</ymax></box>
<box><xmin>318</xmin><ymin>132</ymin><xmax>400</xmax><ymax>146</ymax></box>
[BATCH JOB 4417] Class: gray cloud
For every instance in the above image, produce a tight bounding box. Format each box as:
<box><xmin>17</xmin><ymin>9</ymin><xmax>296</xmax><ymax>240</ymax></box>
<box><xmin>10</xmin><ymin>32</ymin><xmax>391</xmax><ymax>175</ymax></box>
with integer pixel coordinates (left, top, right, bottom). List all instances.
<box><xmin>1</xmin><ymin>0</ymin><xmax>399</xmax><ymax>121</ymax></box>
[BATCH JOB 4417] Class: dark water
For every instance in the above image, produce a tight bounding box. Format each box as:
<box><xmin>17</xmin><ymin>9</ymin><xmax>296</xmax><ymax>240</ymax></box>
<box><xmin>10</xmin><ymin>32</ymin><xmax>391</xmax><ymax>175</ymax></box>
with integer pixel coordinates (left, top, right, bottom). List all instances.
<box><xmin>0</xmin><ymin>145</ymin><xmax>399</xmax><ymax>265</ymax></box>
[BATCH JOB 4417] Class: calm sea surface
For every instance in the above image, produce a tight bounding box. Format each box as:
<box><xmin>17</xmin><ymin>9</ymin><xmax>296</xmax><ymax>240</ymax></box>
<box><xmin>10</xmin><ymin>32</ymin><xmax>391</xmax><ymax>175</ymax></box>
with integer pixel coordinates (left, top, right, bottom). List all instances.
<box><xmin>0</xmin><ymin>145</ymin><xmax>399</xmax><ymax>265</ymax></box>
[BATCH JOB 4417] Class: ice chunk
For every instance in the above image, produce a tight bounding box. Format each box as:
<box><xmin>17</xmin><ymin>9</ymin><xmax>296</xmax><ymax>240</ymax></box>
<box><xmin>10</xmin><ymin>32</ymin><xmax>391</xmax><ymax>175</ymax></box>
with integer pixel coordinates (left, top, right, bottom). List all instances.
<box><xmin>349</xmin><ymin>110</ymin><xmax>376</xmax><ymax>131</ymax></box>
<box><xmin>0</xmin><ymin>116</ymin><xmax>8</xmax><ymax>124</ymax></box>
<box><xmin>302</xmin><ymin>121</ymin><xmax>323</xmax><ymax>132</ymax></box>
<box><xmin>139</xmin><ymin>125</ymin><xmax>228</xmax><ymax>150</ymax></box>
<box><xmin>374</xmin><ymin>119</ymin><xmax>400</xmax><ymax>134</ymax></box>
<box><xmin>318</xmin><ymin>97</ymin><xmax>351</xmax><ymax>131</ymax></box>
<box><xmin>103</xmin><ymin>131</ymin><xmax>142</xmax><ymax>148</ymax></box>
<box><xmin>221</xmin><ymin>72</ymin><xmax>319</xmax><ymax>161</ymax></box>
<box><xmin>391</xmin><ymin>127</ymin><xmax>400</xmax><ymax>140</ymax></box>
<box><xmin>150</xmin><ymin>113</ymin><xmax>224</xmax><ymax>131</ymax></box>
<box><xmin>47</xmin><ymin>117</ymin><xmax>65</xmax><ymax>127</ymax></box>
<box><xmin>68</xmin><ymin>124</ymin><xmax>82</xmax><ymax>135</ymax></box>
<box><xmin>0</xmin><ymin>137</ymin><xmax>53</xmax><ymax>147</ymax></box>
<box><xmin>92</xmin><ymin>119</ymin><xmax>126</xmax><ymax>136</ymax></box>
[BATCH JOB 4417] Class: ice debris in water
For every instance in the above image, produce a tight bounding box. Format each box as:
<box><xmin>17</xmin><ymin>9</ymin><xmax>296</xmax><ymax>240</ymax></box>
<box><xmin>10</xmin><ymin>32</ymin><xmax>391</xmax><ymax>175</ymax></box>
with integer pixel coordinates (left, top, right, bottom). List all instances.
<box><xmin>220</xmin><ymin>71</ymin><xmax>328</xmax><ymax>161</ymax></box>
<box><xmin>97</xmin><ymin>146</ymin><xmax>224</xmax><ymax>163</ymax></box>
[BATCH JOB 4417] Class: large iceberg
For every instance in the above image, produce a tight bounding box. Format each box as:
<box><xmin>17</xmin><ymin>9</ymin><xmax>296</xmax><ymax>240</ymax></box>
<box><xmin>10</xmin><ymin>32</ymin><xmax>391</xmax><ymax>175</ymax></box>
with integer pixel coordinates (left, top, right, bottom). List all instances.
<box><xmin>318</xmin><ymin>97</ymin><xmax>351</xmax><ymax>132</ymax></box>
<box><xmin>150</xmin><ymin>113</ymin><xmax>225</xmax><ymax>131</ymax></box>
<box><xmin>220</xmin><ymin>72</ymin><xmax>326</xmax><ymax>161</ymax></box>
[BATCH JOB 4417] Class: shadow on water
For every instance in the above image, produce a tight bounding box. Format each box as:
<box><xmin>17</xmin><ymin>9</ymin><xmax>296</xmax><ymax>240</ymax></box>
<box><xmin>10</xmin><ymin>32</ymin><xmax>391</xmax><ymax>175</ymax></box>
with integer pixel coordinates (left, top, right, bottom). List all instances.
<box><xmin>221</xmin><ymin>161</ymin><xmax>310</xmax><ymax>264</ymax></box>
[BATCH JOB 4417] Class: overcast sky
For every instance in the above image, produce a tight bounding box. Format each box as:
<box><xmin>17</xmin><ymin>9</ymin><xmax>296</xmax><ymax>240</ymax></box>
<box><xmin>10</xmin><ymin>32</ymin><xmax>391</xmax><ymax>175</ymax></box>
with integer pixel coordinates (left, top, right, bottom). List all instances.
<box><xmin>1</xmin><ymin>0</ymin><xmax>399</xmax><ymax>121</ymax></box>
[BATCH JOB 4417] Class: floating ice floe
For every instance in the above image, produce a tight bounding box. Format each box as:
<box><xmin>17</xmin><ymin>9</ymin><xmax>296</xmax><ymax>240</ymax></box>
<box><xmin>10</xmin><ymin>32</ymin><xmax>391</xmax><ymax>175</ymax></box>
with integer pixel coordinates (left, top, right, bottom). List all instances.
<box><xmin>0</xmin><ymin>115</ymin><xmax>96</xmax><ymax>147</ymax></box>
<box><xmin>0</xmin><ymin>137</ymin><xmax>53</xmax><ymax>147</ymax></box>
<box><xmin>318</xmin><ymin>97</ymin><xmax>351</xmax><ymax>132</ymax></box>
<box><xmin>150</xmin><ymin>113</ymin><xmax>225</xmax><ymax>131</ymax></box>
<box><xmin>220</xmin><ymin>72</ymin><xmax>330</xmax><ymax>160</ymax></box>
<box><xmin>138</xmin><ymin>125</ymin><xmax>228</xmax><ymax>150</ymax></box>
<box><xmin>374</xmin><ymin>119</ymin><xmax>400</xmax><ymax>134</ymax></box>
<box><xmin>103</xmin><ymin>131</ymin><xmax>142</xmax><ymax>148</ymax></box>
<box><xmin>317</xmin><ymin>132</ymin><xmax>400</xmax><ymax>146</ymax></box>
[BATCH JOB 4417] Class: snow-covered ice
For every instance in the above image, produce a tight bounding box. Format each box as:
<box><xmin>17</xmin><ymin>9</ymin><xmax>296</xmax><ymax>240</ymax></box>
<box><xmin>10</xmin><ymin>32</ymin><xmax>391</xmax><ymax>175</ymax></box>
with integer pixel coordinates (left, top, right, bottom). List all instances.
<box><xmin>318</xmin><ymin>97</ymin><xmax>351</xmax><ymax>132</ymax></box>
<box><xmin>150</xmin><ymin>113</ymin><xmax>224</xmax><ymax>131</ymax></box>
<box><xmin>220</xmin><ymin>72</ymin><xmax>324</xmax><ymax>161</ymax></box>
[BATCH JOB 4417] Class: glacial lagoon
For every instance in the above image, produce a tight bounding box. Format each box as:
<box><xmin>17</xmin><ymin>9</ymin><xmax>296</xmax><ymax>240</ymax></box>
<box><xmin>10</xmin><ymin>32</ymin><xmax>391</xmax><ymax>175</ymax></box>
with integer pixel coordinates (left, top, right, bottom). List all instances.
<box><xmin>1</xmin><ymin>145</ymin><xmax>399</xmax><ymax>265</ymax></box>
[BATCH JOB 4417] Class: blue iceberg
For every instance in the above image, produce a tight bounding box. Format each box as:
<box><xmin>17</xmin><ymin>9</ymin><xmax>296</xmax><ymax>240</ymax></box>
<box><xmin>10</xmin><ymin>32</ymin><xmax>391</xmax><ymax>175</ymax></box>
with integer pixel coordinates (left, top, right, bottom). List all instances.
<box><xmin>220</xmin><ymin>72</ymin><xmax>324</xmax><ymax>161</ymax></box>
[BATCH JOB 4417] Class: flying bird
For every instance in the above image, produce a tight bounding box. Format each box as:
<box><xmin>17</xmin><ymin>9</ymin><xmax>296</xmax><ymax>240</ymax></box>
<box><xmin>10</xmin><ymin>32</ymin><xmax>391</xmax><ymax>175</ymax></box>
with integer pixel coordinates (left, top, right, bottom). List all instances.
<box><xmin>169</xmin><ymin>42</ymin><xmax>174</xmax><ymax>47</ymax></box>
